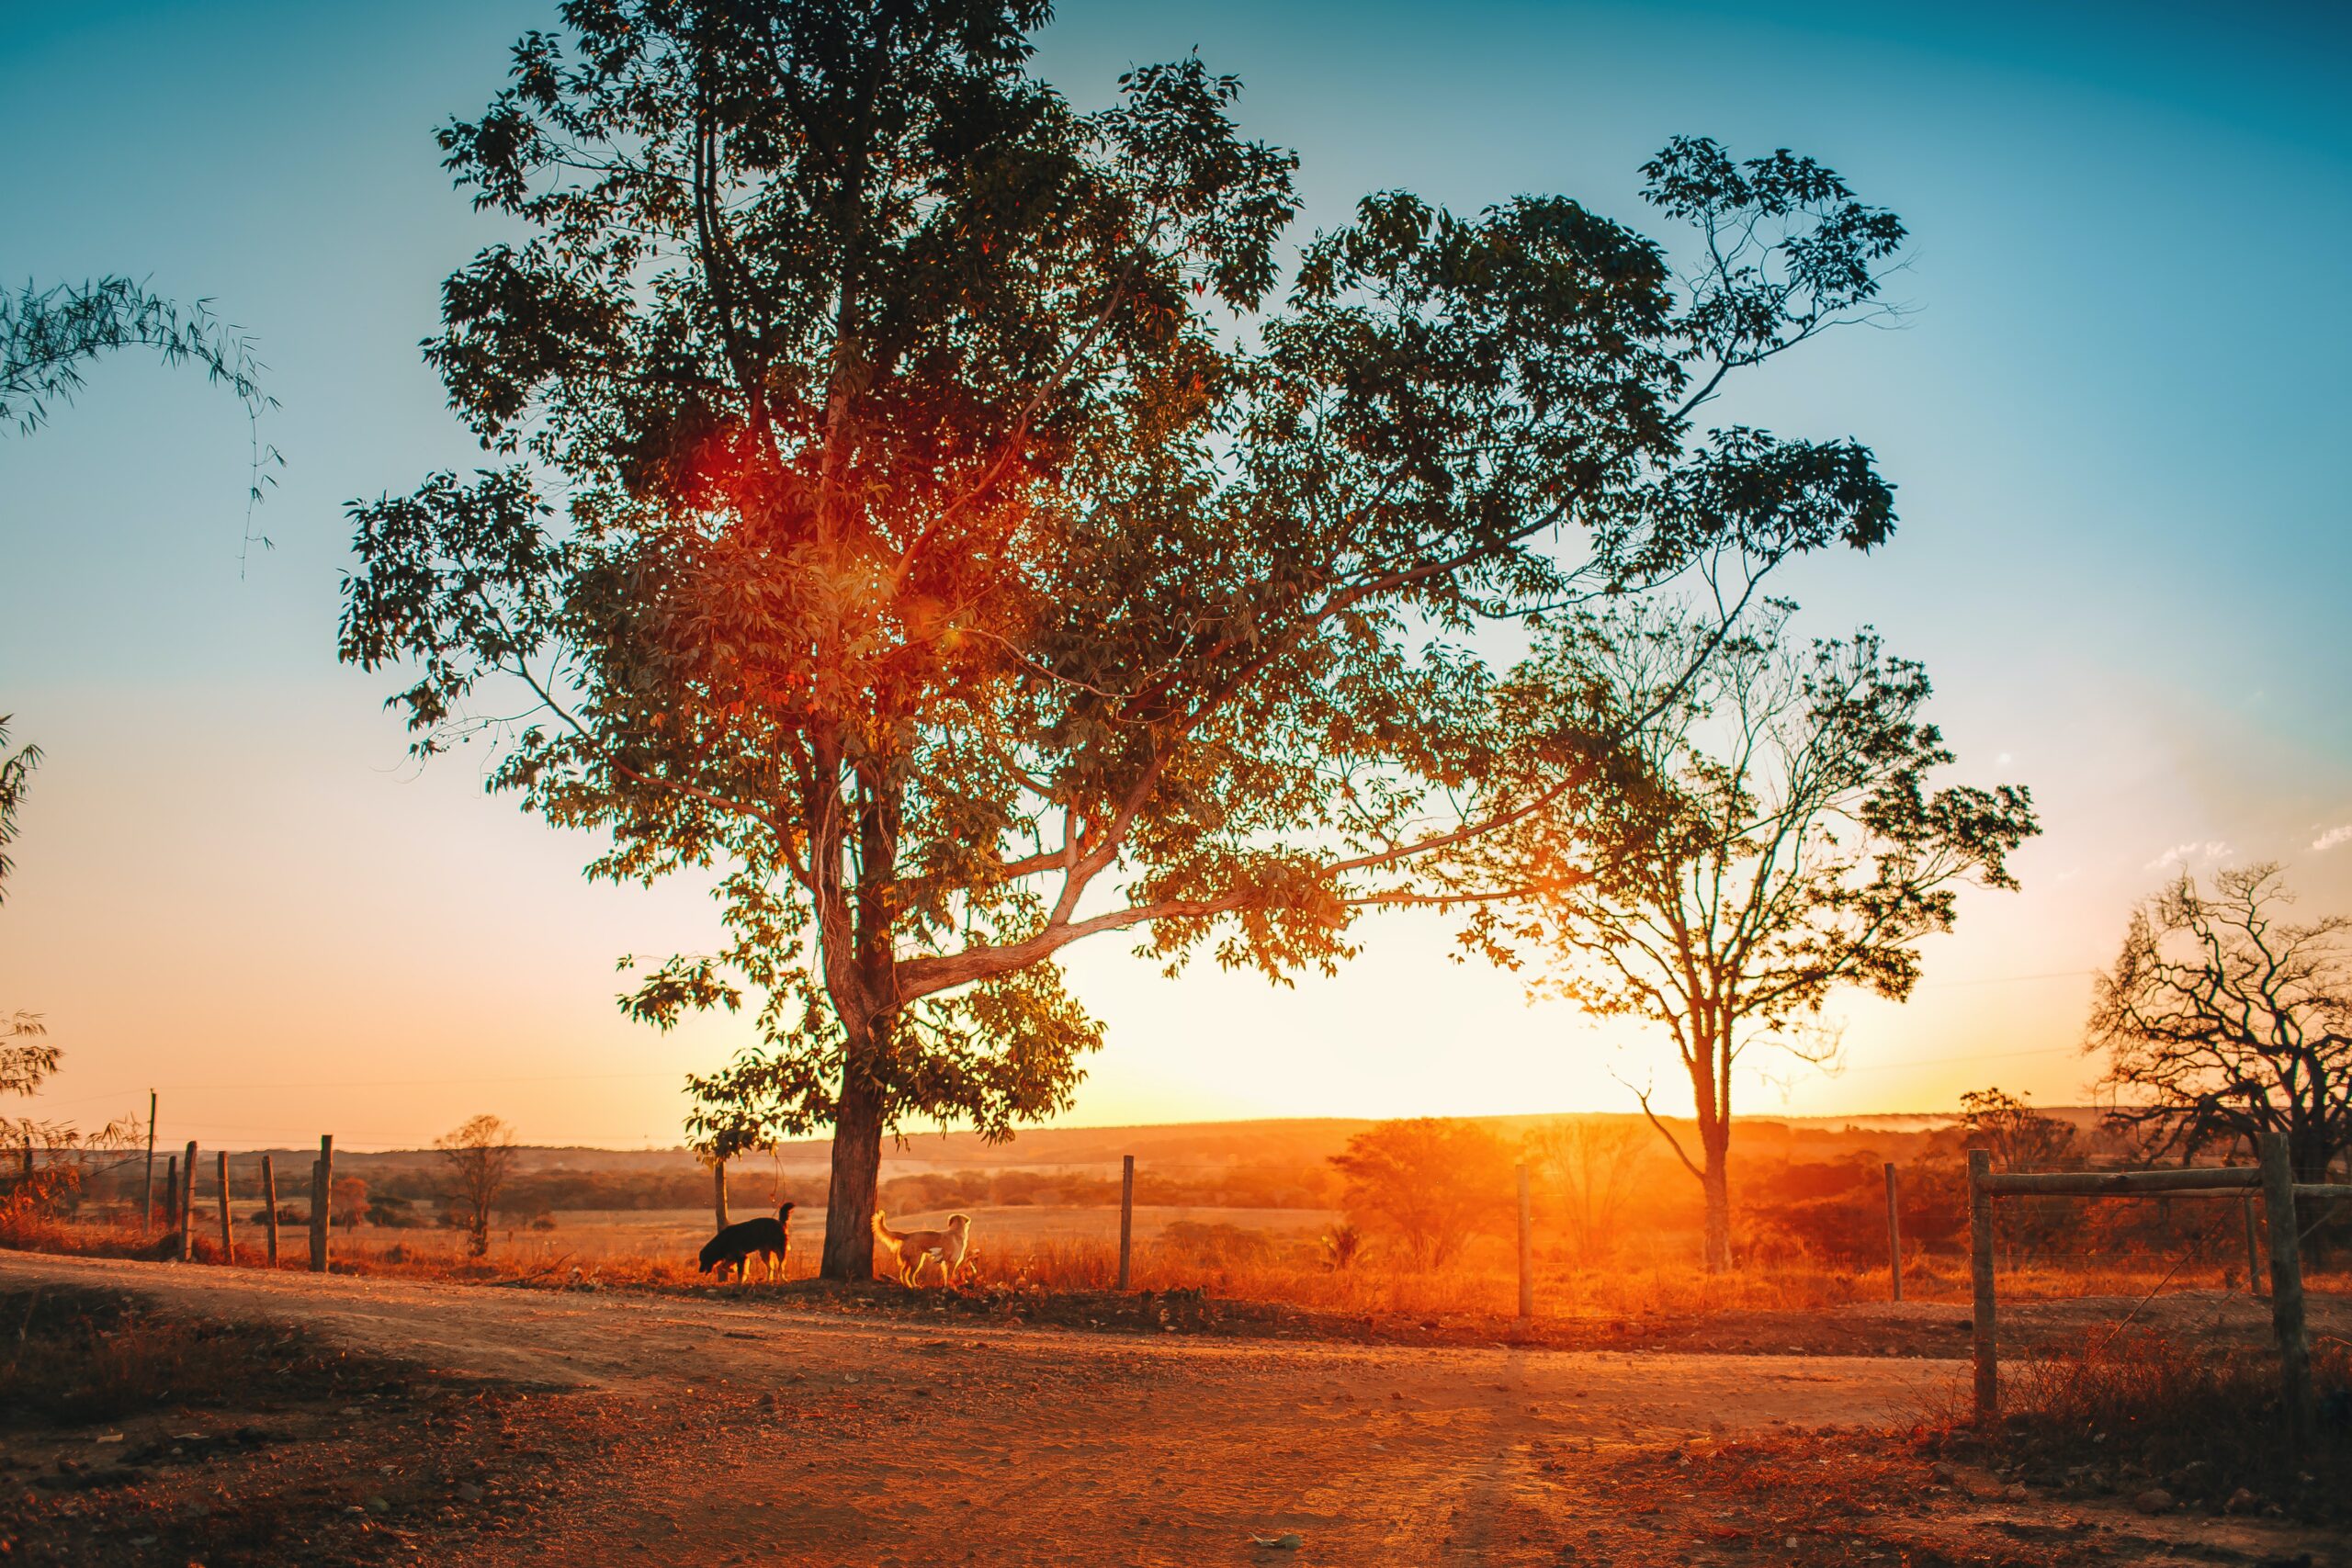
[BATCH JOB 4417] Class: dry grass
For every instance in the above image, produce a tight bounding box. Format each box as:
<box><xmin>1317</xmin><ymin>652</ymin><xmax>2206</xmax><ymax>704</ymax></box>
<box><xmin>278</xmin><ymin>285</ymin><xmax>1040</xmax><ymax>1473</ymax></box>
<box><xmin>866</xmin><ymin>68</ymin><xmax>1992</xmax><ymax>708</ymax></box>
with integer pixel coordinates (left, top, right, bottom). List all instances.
<box><xmin>10</xmin><ymin>1203</ymin><xmax>2340</xmax><ymax>1341</ymax></box>
<box><xmin>1923</xmin><ymin>1327</ymin><xmax>2352</xmax><ymax>1525</ymax></box>
<box><xmin>0</xmin><ymin>1284</ymin><xmax>345</xmax><ymax>1425</ymax></box>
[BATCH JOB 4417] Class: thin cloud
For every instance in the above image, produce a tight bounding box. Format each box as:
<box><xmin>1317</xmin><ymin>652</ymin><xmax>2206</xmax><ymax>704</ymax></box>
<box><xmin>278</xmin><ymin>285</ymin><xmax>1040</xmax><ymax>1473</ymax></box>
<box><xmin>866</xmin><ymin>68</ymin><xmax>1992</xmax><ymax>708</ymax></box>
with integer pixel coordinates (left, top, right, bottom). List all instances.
<box><xmin>2145</xmin><ymin>840</ymin><xmax>2229</xmax><ymax>872</ymax></box>
<box><xmin>2315</xmin><ymin>824</ymin><xmax>2352</xmax><ymax>853</ymax></box>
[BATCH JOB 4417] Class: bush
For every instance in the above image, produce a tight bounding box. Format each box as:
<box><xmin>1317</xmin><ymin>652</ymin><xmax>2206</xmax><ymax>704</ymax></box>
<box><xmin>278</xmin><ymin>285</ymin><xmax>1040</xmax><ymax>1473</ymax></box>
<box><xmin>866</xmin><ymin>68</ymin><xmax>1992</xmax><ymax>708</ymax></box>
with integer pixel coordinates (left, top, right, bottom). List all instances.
<box><xmin>1159</xmin><ymin>1221</ymin><xmax>1272</xmax><ymax>1267</ymax></box>
<box><xmin>1944</xmin><ymin>1329</ymin><xmax>2352</xmax><ymax>1525</ymax></box>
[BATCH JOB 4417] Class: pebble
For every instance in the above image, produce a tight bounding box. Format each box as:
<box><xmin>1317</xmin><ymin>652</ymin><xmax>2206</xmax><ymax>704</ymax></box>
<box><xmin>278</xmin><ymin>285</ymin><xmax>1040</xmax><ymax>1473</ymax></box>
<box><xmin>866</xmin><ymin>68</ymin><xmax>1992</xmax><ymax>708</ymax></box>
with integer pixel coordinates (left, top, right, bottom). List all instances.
<box><xmin>2132</xmin><ymin>1489</ymin><xmax>2173</xmax><ymax>1516</ymax></box>
<box><xmin>457</xmin><ymin>1483</ymin><xmax>485</xmax><ymax>1503</ymax></box>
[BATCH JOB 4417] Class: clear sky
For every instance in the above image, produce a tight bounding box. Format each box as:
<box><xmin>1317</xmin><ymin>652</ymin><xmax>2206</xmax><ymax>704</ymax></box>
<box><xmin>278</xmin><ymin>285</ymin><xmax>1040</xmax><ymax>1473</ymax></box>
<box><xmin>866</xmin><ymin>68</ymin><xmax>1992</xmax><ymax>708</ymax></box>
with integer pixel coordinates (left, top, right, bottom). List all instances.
<box><xmin>4</xmin><ymin>0</ymin><xmax>2348</xmax><ymax>1151</ymax></box>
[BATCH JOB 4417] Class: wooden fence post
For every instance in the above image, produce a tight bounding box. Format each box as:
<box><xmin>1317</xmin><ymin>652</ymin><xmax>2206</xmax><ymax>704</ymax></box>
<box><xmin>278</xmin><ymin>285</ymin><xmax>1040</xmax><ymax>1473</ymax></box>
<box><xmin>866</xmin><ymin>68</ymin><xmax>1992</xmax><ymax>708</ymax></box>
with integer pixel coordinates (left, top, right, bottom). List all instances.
<box><xmin>262</xmin><ymin>1155</ymin><xmax>279</xmax><ymax>1267</ymax></box>
<box><xmin>1116</xmin><ymin>1155</ymin><xmax>1135</xmax><ymax>1292</ymax></box>
<box><xmin>164</xmin><ymin>1154</ymin><xmax>177</xmax><ymax>1240</ymax></box>
<box><xmin>2243</xmin><ymin>1196</ymin><xmax>2265</xmax><ymax>1298</ymax></box>
<box><xmin>712</xmin><ymin>1159</ymin><xmax>729</xmax><ymax>1231</ymax></box>
<box><xmin>1884</xmin><ymin>1161</ymin><xmax>1904</xmax><ymax>1303</ymax></box>
<box><xmin>1968</xmin><ymin>1149</ymin><xmax>1996</xmax><ymax>1424</ymax></box>
<box><xmin>1516</xmin><ymin>1160</ymin><xmax>1533</xmax><ymax>1322</ymax></box>
<box><xmin>2257</xmin><ymin>1134</ymin><xmax>2313</xmax><ymax>1452</ymax></box>
<box><xmin>142</xmin><ymin>1090</ymin><xmax>157</xmax><ymax>1230</ymax></box>
<box><xmin>179</xmin><ymin>1141</ymin><xmax>198</xmax><ymax>1261</ymax></box>
<box><xmin>310</xmin><ymin>1134</ymin><xmax>334</xmax><ymax>1273</ymax></box>
<box><xmin>216</xmin><ymin>1151</ymin><xmax>233</xmax><ymax>1263</ymax></box>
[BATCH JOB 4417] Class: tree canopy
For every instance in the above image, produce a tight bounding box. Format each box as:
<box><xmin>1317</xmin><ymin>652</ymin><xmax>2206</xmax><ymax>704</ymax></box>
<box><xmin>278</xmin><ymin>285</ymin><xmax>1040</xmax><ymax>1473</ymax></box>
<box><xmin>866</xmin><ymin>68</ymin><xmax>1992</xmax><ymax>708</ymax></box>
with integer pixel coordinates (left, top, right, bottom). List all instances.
<box><xmin>1329</xmin><ymin>1117</ymin><xmax>1513</xmax><ymax>1269</ymax></box>
<box><xmin>339</xmin><ymin>0</ymin><xmax>1911</xmax><ymax>1277</ymax></box>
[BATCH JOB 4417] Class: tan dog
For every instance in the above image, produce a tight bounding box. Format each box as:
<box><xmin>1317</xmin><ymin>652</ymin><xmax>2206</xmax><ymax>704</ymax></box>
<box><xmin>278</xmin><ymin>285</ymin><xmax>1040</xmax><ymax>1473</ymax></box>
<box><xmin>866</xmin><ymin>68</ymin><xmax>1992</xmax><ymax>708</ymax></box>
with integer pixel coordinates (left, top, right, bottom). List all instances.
<box><xmin>872</xmin><ymin>1211</ymin><xmax>972</xmax><ymax>1287</ymax></box>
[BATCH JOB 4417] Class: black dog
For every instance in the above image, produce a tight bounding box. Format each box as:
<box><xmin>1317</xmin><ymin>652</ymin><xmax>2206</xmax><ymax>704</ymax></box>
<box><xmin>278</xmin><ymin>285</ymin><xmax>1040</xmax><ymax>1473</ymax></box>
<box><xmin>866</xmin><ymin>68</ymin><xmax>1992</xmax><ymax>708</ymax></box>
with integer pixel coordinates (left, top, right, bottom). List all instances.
<box><xmin>699</xmin><ymin>1202</ymin><xmax>796</xmax><ymax>1283</ymax></box>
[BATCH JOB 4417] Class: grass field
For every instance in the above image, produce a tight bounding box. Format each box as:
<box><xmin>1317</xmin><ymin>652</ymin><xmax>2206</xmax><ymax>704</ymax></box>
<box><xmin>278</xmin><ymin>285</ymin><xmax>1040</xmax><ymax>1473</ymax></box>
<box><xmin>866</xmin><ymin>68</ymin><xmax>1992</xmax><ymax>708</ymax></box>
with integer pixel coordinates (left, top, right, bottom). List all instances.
<box><xmin>22</xmin><ymin>1199</ymin><xmax>2341</xmax><ymax>1337</ymax></box>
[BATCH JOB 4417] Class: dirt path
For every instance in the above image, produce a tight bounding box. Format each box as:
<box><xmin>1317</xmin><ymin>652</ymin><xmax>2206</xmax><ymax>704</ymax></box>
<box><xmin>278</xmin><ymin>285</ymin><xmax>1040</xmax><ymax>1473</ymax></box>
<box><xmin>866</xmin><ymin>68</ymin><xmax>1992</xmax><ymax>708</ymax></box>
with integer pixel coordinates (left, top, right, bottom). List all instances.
<box><xmin>6</xmin><ymin>1252</ymin><xmax>2335</xmax><ymax>1566</ymax></box>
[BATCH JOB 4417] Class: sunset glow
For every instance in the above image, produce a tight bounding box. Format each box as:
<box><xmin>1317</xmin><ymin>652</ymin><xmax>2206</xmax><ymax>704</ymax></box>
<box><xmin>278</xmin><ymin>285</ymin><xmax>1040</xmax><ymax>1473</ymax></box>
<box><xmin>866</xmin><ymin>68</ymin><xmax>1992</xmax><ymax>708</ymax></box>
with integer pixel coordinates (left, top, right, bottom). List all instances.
<box><xmin>5</xmin><ymin>0</ymin><xmax>2349</xmax><ymax>1156</ymax></box>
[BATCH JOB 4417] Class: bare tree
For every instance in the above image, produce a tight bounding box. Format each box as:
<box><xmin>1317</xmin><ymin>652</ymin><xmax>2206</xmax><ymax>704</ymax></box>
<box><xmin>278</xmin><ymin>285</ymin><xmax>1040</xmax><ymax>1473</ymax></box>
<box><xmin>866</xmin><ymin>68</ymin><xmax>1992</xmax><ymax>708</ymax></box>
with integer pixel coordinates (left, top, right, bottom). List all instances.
<box><xmin>1473</xmin><ymin>600</ymin><xmax>2038</xmax><ymax>1272</ymax></box>
<box><xmin>2089</xmin><ymin>863</ymin><xmax>2350</xmax><ymax>1181</ymax></box>
<box><xmin>1524</xmin><ymin>1118</ymin><xmax>1649</xmax><ymax>1262</ymax></box>
<box><xmin>435</xmin><ymin>1114</ymin><xmax>519</xmax><ymax>1258</ymax></box>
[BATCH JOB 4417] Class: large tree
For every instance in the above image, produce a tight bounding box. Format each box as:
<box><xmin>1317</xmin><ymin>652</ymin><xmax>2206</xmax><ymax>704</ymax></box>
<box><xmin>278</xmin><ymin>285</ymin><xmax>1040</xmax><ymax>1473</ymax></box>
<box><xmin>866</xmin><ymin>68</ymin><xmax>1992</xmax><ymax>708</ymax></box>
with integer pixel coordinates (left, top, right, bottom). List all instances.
<box><xmin>339</xmin><ymin>0</ymin><xmax>1910</xmax><ymax>1278</ymax></box>
<box><xmin>2089</xmin><ymin>863</ymin><xmax>2349</xmax><ymax>1181</ymax></box>
<box><xmin>1469</xmin><ymin>600</ymin><xmax>2037</xmax><ymax>1271</ymax></box>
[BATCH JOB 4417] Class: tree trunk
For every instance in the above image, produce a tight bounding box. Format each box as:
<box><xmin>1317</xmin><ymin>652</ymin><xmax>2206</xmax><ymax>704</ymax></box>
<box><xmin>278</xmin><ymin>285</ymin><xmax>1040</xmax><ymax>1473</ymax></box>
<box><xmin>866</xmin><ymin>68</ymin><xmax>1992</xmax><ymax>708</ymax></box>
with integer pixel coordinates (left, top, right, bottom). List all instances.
<box><xmin>820</xmin><ymin>1032</ymin><xmax>888</xmax><ymax>1281</ymax></box>
<box><xmin>1701</xmin><ymin>1138</ymin><xmax>1733</xmax><ymax>1275</ymax></box>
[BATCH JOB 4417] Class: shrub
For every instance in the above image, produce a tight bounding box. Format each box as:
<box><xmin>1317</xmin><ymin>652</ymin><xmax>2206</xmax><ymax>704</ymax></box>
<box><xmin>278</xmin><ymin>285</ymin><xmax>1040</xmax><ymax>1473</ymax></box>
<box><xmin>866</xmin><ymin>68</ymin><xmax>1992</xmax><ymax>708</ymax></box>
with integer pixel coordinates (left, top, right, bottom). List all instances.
<box><xmin>1943</xmin><ymin>1329</ymin><xmax>2352</xmax><ymax>1525</ymax></box>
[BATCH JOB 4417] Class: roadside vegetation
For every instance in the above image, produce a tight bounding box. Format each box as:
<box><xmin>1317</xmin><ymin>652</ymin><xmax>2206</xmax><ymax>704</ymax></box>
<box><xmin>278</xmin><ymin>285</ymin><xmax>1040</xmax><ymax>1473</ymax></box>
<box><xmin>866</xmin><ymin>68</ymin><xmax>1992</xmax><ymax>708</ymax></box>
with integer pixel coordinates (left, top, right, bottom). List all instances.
<box><xmin>1919</xmin><ymin>1331</ymin><xmax>2352</xmax><ymax>1528</ymax></box>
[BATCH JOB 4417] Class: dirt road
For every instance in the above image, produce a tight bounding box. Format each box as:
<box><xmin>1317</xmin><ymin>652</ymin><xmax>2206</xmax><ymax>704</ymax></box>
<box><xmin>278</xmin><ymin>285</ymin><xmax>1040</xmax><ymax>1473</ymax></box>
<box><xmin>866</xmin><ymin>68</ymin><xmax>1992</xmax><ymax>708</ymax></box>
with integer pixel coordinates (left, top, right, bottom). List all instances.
<box><xmin>4</xmin><ymin>1252</ymin><xmax>2331</xmax><ymax>1566</ymax></box>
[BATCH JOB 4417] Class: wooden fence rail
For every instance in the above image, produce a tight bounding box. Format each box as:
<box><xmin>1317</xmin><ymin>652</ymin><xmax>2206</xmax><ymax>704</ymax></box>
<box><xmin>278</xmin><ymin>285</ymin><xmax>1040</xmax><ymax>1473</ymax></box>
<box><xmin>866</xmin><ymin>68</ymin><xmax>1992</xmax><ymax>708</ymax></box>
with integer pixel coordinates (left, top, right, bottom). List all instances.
<box><xmin>1969</xmin><ymin>1134</ymin><xmax>2320</xmax><ymax>1453</ymax></box>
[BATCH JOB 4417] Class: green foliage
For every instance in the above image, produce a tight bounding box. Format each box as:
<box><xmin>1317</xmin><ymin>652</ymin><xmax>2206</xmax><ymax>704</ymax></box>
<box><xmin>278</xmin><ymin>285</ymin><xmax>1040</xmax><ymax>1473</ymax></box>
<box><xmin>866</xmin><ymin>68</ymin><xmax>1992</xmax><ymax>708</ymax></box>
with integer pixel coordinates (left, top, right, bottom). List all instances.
<box><xmin>1478</xmin><ymin>599</ymin><xmax>2036</xmax><ymax>1036</ymax></box>
<box><xmin>337</xmin><ymin>0</ymin><xmax>1913</xmax><ymax>1272</ymax></box>
<box><xmin>0</xmin><ymin>715</ymin><xmax>39</xmax><ymax>903</ymax></box>
<box><xmin>0</xmin><ymin>276</ymin><xmax>280</xmax><ymax>536</ymax></box>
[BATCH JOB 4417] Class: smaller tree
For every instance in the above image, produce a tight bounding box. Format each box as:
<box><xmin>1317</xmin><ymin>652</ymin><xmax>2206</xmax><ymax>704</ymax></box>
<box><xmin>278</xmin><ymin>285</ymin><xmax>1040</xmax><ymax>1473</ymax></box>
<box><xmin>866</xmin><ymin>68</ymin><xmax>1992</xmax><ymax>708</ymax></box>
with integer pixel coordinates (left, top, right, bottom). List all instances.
<box><xmin>1474</xmin><ymin>600</ymin><xmax>2038</xmax><ymax>1272</ymax></box>
<box><xmin>1329</xmin><ymin>1118</ymin><xmax>1514</xmax><ymax>1269</ymax></box>
<box><xmin>2090</xmin><ymin>863</ymin><xmax>2350</xmax><ymax>1181</ymax></box>
<box><xmin>435</xmin><ymin>1113</ymin><xmax>519</xmax><ymax>1258</ymax></box>
<box><xmin>330</xmin><ymin>1175</ymin><xmax>369</xmax><ymax>1231</ymax></box>
<box><xmin>1956</xmin><ymin>1087</ymin><xmax>2077</xmax><ymax>1171</ymax></box>
<box><xmin>1524</xmin><ymin>1117</ymin><xmax>1648</xmax><ymax>1262</ymax></box>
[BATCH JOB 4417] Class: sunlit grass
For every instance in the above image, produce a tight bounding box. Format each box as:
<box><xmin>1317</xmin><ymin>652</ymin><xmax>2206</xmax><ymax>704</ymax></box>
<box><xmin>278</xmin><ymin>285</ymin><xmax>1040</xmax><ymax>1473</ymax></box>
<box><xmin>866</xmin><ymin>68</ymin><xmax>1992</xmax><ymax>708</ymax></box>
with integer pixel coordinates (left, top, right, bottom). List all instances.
<box><xmin>10</xmin><ymin>1206</ymin><xmax>2336</xmax><ymax>1325</ymax></box>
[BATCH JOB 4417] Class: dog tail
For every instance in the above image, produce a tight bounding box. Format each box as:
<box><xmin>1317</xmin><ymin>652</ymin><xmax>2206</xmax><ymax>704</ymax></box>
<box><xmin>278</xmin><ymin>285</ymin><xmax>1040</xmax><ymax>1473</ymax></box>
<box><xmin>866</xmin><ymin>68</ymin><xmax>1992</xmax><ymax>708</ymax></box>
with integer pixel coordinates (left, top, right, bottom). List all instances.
<box><xmin>871</xmin><ymin>1211</ymin><xmax>904</xmax><ymax>1250</ymax></box>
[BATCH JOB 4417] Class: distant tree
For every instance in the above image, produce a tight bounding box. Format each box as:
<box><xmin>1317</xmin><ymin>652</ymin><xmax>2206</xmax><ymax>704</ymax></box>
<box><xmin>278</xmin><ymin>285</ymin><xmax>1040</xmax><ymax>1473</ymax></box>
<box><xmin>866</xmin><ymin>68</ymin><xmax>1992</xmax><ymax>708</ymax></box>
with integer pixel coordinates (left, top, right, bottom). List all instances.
<box><xmin>435</xmin><ymin>1113</ymin><xmax>520</xmax><ymax>1257</ymax></box>
<box><xmin>2090</xmin><ymin>863</ymin><xmax>2350</xmax><ymax>1181</ymax></box>
<box><xmin>1330</xmin><ymin>1119</ymin><xmax>1514</xmax><ymax>1269</ymax></box>
<box><xmin>364</xmin><ymin>1194</ymin><xmax>425</xmax><ymax>1229</ymax></box>
<box><xmin>1471</xmin><ymin>600</ymin><xmax>2038</xmax><ymax>1272</ymax></box>
<box><xmin>1955</xmin><ymin>1087</ymin><xmax>2077</xmax><ymax>1171</ymax></box>
<box><xmin>330</xmin><ymin>1174</ymin><xmax>369</xmax><ymax>1231</ymax></box>
<box><xmin>1524</xmin><ymin>1117</ymin><xmax>1648</xmax><ymax>1261</ymax></box>
<box><xmin>340</xmin><ymin>0</ymin><xmax>1912</xmax><ymax>1280</ymax></box>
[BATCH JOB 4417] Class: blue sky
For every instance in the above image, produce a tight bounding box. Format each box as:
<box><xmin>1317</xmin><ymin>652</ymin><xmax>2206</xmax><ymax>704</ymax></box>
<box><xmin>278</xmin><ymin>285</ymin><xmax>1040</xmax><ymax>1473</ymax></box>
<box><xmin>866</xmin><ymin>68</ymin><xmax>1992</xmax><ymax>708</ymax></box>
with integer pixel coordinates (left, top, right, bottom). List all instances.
<box><xmin>3</xmin><ymin>0</ymin><xmax>2348</xmax><ymax>1149</ymax></box>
